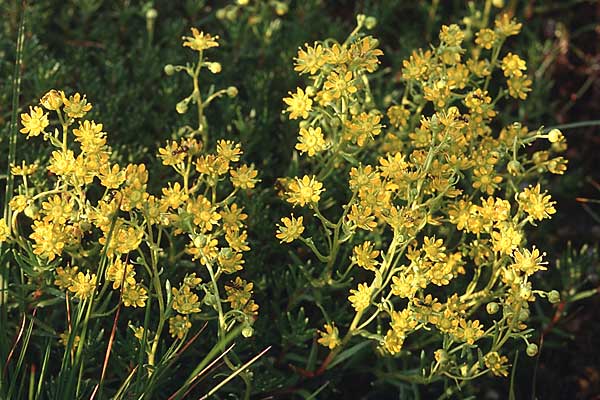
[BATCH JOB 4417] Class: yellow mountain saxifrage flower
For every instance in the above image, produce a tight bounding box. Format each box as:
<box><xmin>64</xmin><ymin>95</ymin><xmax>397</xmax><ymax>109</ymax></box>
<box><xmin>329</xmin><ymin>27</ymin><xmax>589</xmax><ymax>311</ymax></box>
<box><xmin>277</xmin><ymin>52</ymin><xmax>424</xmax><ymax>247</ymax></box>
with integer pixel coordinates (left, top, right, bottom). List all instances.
<box><xmin>122</xmin><ymin>284</ymin><xmax>148</xmax><ymax>308</ymax></box>
<box><xmin>62</xmin><ymin>92</ymin><xmax>92</xmax><ymax>119</ymax></box>
<box><xmin>187</xmin><ymin>195</ymin><xmax>221</xmax><ymax>232</ymax></box>
<box><xmin>182</xmin><ymin>28</ymin><xmax>219</xmax><ymax>52</ymax></box>
<box><xmin>286</xmin><ymin>175</ymin><xmax>324</xmax><ymax>207</ymax></box>
<box><xmin>511</xmin><ymin>247</ymin><xmax>547</xmax><ymax>276</ymax></box>
<box><xmin>507</xmin><ymin>74</ymin><xmax>532</xmax><ymax>100</ymax></box>
<box><xmin>172</xmin><ymin>284</ymin><xmax>201</xmax><ymax>314</ymax></box>
<box><xmin>323</xmin><ymin>70</ymin><xmax>357</xmax><ymax>101</ymax></box>
<box><xmin>475</xmin><ymin>28</ymin><xmax>496</xmax><ymax>49</ymax></box>
<box><xmin>296</xmin><ymin>126</ymin><xmax>327</xmax><ymax>156</ymax></box>
<box><xmin>216</xmin><ymin>140</ymin><xmax>243</xmax><ymax>164</ymax></box>
<box><xmin>160</xmin><ymin>182</ymin><xmax>188</xmax><ymax>210</ymax></box>
<box><xmin>68</xmin><ymin>271</ymin><xmax>97</xmax><ymax>300</ymax></box>
<box><xmin>41</xmin><ymin>194</ymin><xmax>73</xmax><ymax>225</ymax></box>
<box><xmin>352</xmin><ymin>241</ymin><xmax>379</xmax><ymax>271</ymax></box>
<box><xmin>501</xmin><ymin>52</ymin><xmax>527</xmax><ymax>77</ymax></box>
<box><xmin>294</xmin><ymin>42</ymin><xmax>326</xmax><ymax>75</ymax></box>
<box><xmin>230</xmin><ymin>164</ymin><xmax>259</xmax><ymax>189</ymax></box>
<box><xmin>283</xmin><ymin>87</ymin><xmax>313</xmax><ymax>120</ymax></box>
<box><xmin>0</xmin><ymin>219</ymin><xmax>9</xmax><ymax>243</ymax></box>
<box><xmin>484</xmin><ymin>352</ymin><xmax>509</xmax><ymax>377</ymax></box>
<box><xmin>518</xmin><ymin>184</ymin><xmax>556</xmax><ymax>221</ymax></box>
<box><xmin>348</xmin><ymin>283</ymin><xmax>371</xmax><ymax>312</ymax></box>
<box><xmin>105</xmin><ymin>258</ymin><xmax>136</xmax><ymax>290</ymax></box>
<box><xmin>318</xmin><ymin>323</ymin><xmax>341</xmax><ymax>350</ymax></box>
<box><xmin>347</xmin><ymin>204</ymin><xmax>377</xmax><ymax>231</ymax></box>
<box><xmin>20</xmin><ymin>106</ymin><xmax>49</xmax><ymax>138</ymax></box>
<box><xmin>275</xmin><ymin>214</ymin><xmax>304</xmax><ymax>243</ymax></box>
<box><xmin>220</xmin><ymin>203</ymin><xmax>248</xmax><ymax>233</ymax></box>
<box><xmin>40</xmin><ymin>89</ymin><xmax>63</xmax><ymax>110</ymax></box>
<box><xmin>169</xmin><ymin>315</ymin><xmax>191</xmax><ymax>339</ymax></box>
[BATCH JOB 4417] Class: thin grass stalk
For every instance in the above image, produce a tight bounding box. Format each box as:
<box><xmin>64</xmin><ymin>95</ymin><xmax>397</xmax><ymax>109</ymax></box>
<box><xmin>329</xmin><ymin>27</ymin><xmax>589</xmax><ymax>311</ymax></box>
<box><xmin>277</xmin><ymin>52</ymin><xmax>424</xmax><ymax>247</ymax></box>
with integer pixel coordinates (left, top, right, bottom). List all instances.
<box><xmin>1</xmin><ymin>3</ymin><xmax>27</xmax><ymax>397</ymax></box>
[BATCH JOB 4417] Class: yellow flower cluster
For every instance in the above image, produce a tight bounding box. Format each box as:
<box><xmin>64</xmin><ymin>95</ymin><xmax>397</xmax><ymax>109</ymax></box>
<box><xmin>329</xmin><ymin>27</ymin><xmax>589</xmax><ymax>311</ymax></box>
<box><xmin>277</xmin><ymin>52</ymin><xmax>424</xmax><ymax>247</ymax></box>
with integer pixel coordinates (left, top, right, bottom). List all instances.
<box><xmin>280</xmin><ymin>11</ymin><xmax>566</xmax><ymax>382</ymax></box>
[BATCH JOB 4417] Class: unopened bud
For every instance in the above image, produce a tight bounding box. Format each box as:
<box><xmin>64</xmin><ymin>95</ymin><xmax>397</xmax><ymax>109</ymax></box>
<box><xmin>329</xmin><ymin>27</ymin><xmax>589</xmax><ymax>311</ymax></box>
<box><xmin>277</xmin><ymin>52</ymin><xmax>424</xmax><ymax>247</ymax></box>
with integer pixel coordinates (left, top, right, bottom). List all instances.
<box><xmin>208</xmin><ymin>62</ymin><xmax>222</xmax><ymax>74</ymax></box>
<box><xmin>486</xmin><ymin>302</ymin><xmax>499</xmax><ymax>315</ymax></box>
<box><xmin>176</xmin><ymin>100</ymin><xmax>188</xmax><ymax>114</ymax></box>
<box><xmin>526</xmin><ymin>343</ymin><xmax>538</xmax><ymax>357</ymax></box>
<box><xmin>146</xmin><ymin>8</ymin><xmax>158</xmax><ymax>20</ymax></box>
<box><xmin>547</xmin><ymin>128</ymin><xmax>563</xmax><ymax>143</ymax></box>
<box><xmin>226</xmin><ymin>86</ymin><xmax>238</xmax><ymax>98</ymax></box>
<box><xmin>40</xmin><ymin>89</ymin><xmax>63</xmax><ymax>110</ymax></box>
<box><xmin>507</xmin><ymin>160</ymin><xmax>522</xmax><ymax>176</ymax></box>
<box><xmin>365</xmin><ymin>16</ymin><xmax>377</xmax><ymax>30</ymax></box>
<box><xmin>548</xmin><ymin>290</ymin><xmax>560</xmax><ymax>304</ymax></box>
<box><xmin>164</xmin><ymin>64</ymin><xmax>176</xmax><ymax>76</ymax></box>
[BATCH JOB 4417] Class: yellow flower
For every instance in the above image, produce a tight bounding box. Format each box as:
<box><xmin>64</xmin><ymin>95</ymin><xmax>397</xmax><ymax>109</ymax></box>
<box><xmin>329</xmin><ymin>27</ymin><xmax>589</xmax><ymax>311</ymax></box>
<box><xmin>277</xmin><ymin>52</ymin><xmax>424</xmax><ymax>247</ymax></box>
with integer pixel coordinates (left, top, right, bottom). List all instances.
<box><xmin>48</xmin><ymin>149</ymin><xmax>76</xmax><ymax>177</ymax></box>
<box><xmin>20</xmin><ymin>106</ymin><xmax>49</xmax><ymax>138</ymax></box>
<box><xmin>294</xmin><ymin>43</ymin><xmax>326</xmax><ymax>75</ymax></box>
<box><xmin>217</xmin><ymin>248</ymin><xmax>244</xmax><ymax>273</ymax></box>
<box><xmin>323</xmin><ymin>70</ymin><xmax>357</xmax><ymax>100</ymax></box>
<box><xmin>276</xmin><ymin>214</ymin><xmax>305</xmax><ymax>243</ymax></box>
<box><xmin>511</xmin><ymin>247</ymin><xmax>547</xmax><ymax>276</ymax></box>
<box><xmin>475</xmin><ymin>28</ymin><xmax>496</xmax><ymax>49</ymax></box>
<box><xmin>158</xmin><ymin>141</ymin><xmax>186</xmax><ymax>166</ymax></box>
<box><xmin>230</xmin><ymin>164</ymin><xmax>259</xmax><ymax>189</ymax></box>
<box><xmin>122</xmin><ymin>284</ymin><xmax>148</xmax><ymax>308</ymax></box>
<box><xmin>286</xmin><ymin>175</ymin><xmax>324</xmax><ymax>206</ymax></box>
<box><xmin>40</xmin><ymin>89</ymin><xmax>63</xmax><ymax>110</ymax></box>
<box><xmin>220</xmin><ymin>203</ymin><xmax>248</xmax><ymax>233</ymax></box>
<box><xmin>68</xmin><ymin>271</ymin><xmax>97</xmax><ymax>300</ymax></box>
<box><xmin>225</xmin><ymin>277</ymin><xmax>254</xmax><ymax>309</ymax></box>
<box><xmin>283</xmin><ymin>87</ymin><xmax>313</xmax><ymax>120</ymax></box>
<box><xmin>501</xmin><ymin>53</ymin><xmax>527</xmax><ymax>78</ymax></box>
<box><xmin>0</xmin><ymin>218</ymin><xmax>10</xmax><ymax>243</ymax></box>
<box><xmin>484</xmin><ymin>352</ymin><xmax>509</xmax><ymax>377</ymax></box>
<box><xmin>161</xmin><ymin>182</ymin><xmax>188</xmax><ymax>210</ymax></box>
<box><xmin>10</xmin><ymin>162</ymin><xmax>38</xmax><ymax>176</ymax></box>
<box><xmin>494</xmin><ymin>13</ymin><xmax>522</xmax><ymax>37</ymax></box>
<box><xmin>105</xmin><ymin>258</ymin><xmax>136</xmax><ymax>289</ymax></box>
<box><xmin>55</xmin><ymin>265</ymin><xmax>80</xmax><ymax>290</ymax></box>
<box><xmin>387</xmin><ymin>105</ymin><xmax>410</xmax><ymax>129</ymax></box>
<box><xmin>518</xmin><ymin>184</ymin><xmax>556</xmax><ymax>221</ymax></box>
<box><xmin>73</xmin><ymin>120</ymin><xmax>106</xmax><ymax>154</ymax></box>
<box><xmin>30</xmin><ymin>220</ymin><xmax>66</xmax><ymax>261</ymax></box>
<box><xmin>187</xmin><ymin>195</ymin><xmax>221</xmax><ymax>232</ymax></box>
<box><xmin>439</xmin><ymin>24</ymin><xmax>464</xmax><ymax>47</ymax></box>
<box><xmin>383</xmin><ymin>329</ymin><xmax>404</xmax><ymax>355</ymax></box>
<box><xmin>62</xmin><ymin>92</ymin><xmax>92</xmax><ymax>119</ymax></box>
<box><xmin>188</xmin><ymin>234</ymin><xmax>219</xmax><ymax>265</ymax></box>
<box><xmin>296</xmin><ymin>126</ymin><xmax>326</xmax><ymax>156</ymax></box>
<box><xmin>348</xmin><ymin>283</ymin><xmax>371</xmax><ymax>312</ymax></box>
<box><xmin>347</xmin><ymin>204</ymin><xmax>377</xmax><ymax>231</ymax></box>
<box><xmin>172</xmin><ymin>285</ymin><xmax>201</xmax><ymax>314</ymax></box>
<box><xmin>41</xmin><ymin>194</ymin><xmax>73</xmax><ymax>224</ymax></box>
<box><xmin>99</xmin><ymin>164</ymin><xmax>126</xmax><ymax>189</ymax></box>
<box><xmin>343</xmin><ymin>112</ymin><xmax>382</xmax><ymax>146</ymax></box>
<box><xmin>352</xmin><ymin>241</ymin><xmax>379</xmax><ymax>271</ymax></box>
<box><xmin>216</xmin><ymin>140</ymin><xmax>242</xmax><ymax>164</ymax></box>
<box><xmin>317</xmin><ymin>323</ymin><xmax>341</xmax><ymax>349</ymax></box>
<box><xmin>182</xmin><ymin>28</ymin><xmax>219</xmax><ymax>51</ymax></box>
<box><xmin>507</xmin><ymin>74</ymin><xmax>532</xmax><ymax>100</ymax></box>
<box><xmin>169</xmin><ymin>315</ymin><xmax>192</xmax><ymax>339</ymax></box>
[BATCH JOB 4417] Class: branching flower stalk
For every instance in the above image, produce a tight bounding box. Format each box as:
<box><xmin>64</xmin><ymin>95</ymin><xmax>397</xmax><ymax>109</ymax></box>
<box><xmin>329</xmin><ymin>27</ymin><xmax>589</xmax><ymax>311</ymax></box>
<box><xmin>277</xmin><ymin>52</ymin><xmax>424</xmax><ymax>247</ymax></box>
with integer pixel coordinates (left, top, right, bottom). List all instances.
<box><xmin>276</xmin><ymin>8</ymin><xmax>566</xmax><ymax>383</ymax></box>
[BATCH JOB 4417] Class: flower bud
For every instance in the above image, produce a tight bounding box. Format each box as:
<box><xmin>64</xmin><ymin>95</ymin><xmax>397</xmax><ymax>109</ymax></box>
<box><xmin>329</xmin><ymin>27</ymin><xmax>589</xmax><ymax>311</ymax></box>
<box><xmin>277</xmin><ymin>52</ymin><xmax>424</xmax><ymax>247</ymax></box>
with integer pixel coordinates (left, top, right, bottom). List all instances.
<box><xmin>275</xmin><ymin>3</ymin><xmax>288</xmax><ymax>16</ymax></box>
<box><xmin>486</xmin><ymin>302</ymin><xmax>499</xmax><ymax>315</ymax></box>
<box><xmin>547</xmin><ymin>128</ymin><xmax>563</xmax><ymax>143</ymax></box>
<box><xmin>526</xmin><ymin>343</ymin><xmax>538</xmax><ymax>357</ymax></box>
<box><xmin>216</xmin><ymin>8</ymin><xmax>226</xmax><ymax>20</ymax></box>
<box><xmin>242</xmin><ymin>326</ymin><xmax>254</xmax><ymax>337</ymax></box>
<box><xmin>176</xmin><ymin>100</ymin><xmax>188</xmax><ymax>114</ymax></box>
<box><xmin>24</xmin><ymin>204</ymin><xmax>38</xmax><ymax>219</ymax></box>
<box><xmin>40</xmin><ymin>89</ymin><xmax>63</xmax><ymax>110</ymax></box>
<box><xmin>548</xmin><ymin>290</ymin><xmax>560</xmax><ymax>304</ymax></box>
<box><xmin>226</xmin><ymin>86</ymin><xmax>238</xmax><ymax>98</ymax></box>
<box><xmin>146</xmin><ymin>8</ymin><xmax>158</xmax><ymax>20</ymax></box>
<box><xmin>518</xmin><ymin>308</ymin><xmax>530</xmax><ymax>321</ymax></box>
<box><xmin>305</xmin><ymin>86</ymin><xmax>316</xmax><ymax>97</ymax></box>
<box><xmin>208</xmin><ymin>62</ymin><xmax>222</xmax><ymax>74</ymax></box>
<box><xmin>507</xmin><ymin>160</ymin><xmax>522</xmax><ymax>176</ymax></box>
<box><xmin>492</xmin><ymin>0</ymin><xmax>505</xmax><ymax>7</ymax></box>
<box><xmin>365</xmin><ymin>16</ymin><xmax>377</xmax><ymax>30</ymax></box>
<box><xmin>356</xmin><ymin>14</ymin><xmax>366</xmax><ymax>26</ymax></box>
<box><xmin>164</xmin><ymin>64</ymin><xmax>176</xmax><ymax>76</ymax></box>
